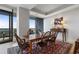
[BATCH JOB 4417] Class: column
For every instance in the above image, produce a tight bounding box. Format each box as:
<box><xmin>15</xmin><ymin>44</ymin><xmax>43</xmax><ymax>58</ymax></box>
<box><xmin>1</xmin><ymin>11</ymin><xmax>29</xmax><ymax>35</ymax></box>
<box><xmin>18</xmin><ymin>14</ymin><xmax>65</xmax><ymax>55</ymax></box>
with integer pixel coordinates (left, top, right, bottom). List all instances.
<box><xmin>17</xmin><ymin>7</ymin><xmax>29</xmax><ymax>38</ymax></box>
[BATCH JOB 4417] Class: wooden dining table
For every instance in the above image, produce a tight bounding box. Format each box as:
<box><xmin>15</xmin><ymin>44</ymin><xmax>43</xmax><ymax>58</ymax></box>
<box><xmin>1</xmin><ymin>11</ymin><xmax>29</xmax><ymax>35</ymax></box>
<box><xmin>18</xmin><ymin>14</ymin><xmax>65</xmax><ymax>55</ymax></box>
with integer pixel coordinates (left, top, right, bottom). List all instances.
<box><xmin>23</xmin><ymin>34</ymin><xmax>56</xmax><ymax>53</ymax></box>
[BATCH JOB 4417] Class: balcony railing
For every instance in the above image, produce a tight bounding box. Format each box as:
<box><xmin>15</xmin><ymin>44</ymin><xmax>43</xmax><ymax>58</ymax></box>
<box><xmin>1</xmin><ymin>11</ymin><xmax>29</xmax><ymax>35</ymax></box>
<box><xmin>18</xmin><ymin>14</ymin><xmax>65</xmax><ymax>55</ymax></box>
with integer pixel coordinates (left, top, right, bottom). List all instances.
<box><xmin>0</xmin><ymin>29</ymin><xmax>16</xmax><ymax>43</ymax></box>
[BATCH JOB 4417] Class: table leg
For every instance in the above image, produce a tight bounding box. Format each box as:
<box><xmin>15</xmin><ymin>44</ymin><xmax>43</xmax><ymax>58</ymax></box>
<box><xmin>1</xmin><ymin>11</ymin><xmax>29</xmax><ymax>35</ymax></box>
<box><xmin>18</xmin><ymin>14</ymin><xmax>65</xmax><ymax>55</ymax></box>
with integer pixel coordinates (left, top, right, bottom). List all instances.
<box><xmin>29</xmin><ymin>41</ymin><xmax>32</xmax><ymax>53</ymax></box>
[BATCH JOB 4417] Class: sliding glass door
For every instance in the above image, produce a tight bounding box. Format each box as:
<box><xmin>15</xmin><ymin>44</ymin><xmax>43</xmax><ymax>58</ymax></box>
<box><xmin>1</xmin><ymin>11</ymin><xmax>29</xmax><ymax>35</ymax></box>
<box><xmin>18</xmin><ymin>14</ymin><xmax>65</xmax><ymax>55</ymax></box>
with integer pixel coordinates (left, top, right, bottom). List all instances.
<box><xmin>0</xmin><ymin>9</ymin><xmax>13</xmax><ymax>44</ymax></box>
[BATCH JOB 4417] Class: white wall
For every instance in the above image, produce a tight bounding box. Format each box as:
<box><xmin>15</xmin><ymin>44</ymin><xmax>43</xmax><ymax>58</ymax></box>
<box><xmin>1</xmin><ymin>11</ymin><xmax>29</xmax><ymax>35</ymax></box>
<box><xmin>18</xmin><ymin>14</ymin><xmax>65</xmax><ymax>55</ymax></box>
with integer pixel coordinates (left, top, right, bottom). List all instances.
<box><xmin>44</xmin><ymin>7</ymin><xmax>79</xmax><ymax>43</ymax></box>
<box><xmin>17</xmin><ymin>7</ymin><xmax>29</xmax><ymax>38</ymax></box>
<box><xmin>0</xmin><ymin>5</ymin><xmax>12</xmax><ymax>12</ymax></box>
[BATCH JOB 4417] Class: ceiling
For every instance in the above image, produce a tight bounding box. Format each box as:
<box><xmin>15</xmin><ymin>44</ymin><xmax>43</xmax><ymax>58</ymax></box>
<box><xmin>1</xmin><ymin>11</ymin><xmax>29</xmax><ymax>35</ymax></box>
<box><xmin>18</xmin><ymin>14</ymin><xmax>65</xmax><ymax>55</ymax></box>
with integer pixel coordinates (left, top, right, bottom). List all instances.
<box><xmin>0</xmin><ymin>4</ymin><xmax>76</xmax><ymax>18</ymax></box>
<box><xmin>7</xmin><ymin>4</ymin><xmax>36</xmax><ymax>9</ymax></box>
<box><xmin>31</xmin><ymin>4</ymin><xmax>63</xmax><ymax>14</ymax></box>
<box><xmin>35</xmin><ymin>4</ymin><xmax>62</xmax><ymax>13</ymax></box>
<box><xmin>6</xmin><ymin>4</ymin><xmax>73</xmax><ymax>14</ymax></box>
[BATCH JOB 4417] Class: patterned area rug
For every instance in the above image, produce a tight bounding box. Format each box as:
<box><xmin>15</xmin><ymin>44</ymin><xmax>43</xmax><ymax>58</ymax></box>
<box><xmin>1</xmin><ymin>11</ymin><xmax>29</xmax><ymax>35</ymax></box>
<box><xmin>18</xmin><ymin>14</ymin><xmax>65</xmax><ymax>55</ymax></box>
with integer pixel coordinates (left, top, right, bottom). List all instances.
<box><xmin>7</xmin><ymin>40</ymin><xmax>72</xmax><ymax>54</ymax></box>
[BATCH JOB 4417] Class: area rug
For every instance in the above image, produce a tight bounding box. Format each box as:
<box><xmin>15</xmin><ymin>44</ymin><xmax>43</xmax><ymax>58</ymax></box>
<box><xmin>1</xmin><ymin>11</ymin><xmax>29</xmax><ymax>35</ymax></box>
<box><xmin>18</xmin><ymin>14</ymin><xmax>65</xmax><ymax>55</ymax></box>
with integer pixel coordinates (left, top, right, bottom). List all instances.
<box><xmin>7</xmin><ymin>40</ymin><xmax>72</xmax><ymax>54</ymax></box>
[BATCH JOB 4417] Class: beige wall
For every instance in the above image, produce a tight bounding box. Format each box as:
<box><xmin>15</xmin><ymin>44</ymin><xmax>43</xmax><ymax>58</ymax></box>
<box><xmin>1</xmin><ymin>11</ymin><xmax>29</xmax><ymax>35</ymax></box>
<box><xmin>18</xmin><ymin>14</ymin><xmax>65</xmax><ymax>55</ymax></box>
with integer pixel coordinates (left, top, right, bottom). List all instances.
<box><xmin>44</xmin><ymin>7</ymin><xmax>79</xmax><ymax>43</ymax></box>
<box><xmin>17</xmin><ymin>7</ymin><xmax>29</xmax><ymax>38</ymax></box>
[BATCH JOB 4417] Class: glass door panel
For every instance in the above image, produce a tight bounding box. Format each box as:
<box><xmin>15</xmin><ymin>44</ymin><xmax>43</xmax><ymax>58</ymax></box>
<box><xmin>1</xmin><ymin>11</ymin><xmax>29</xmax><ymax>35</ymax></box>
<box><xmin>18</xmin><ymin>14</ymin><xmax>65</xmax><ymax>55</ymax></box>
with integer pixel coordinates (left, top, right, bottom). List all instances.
<box><xmin>0</xmin><ymin>9</ymin><xmax>13</xmax><ymax>43</ymax></box>
<box><xmin>0</xmin><ymin>14</ymin><xmax>9</xmax><ymax>42</ymax></box>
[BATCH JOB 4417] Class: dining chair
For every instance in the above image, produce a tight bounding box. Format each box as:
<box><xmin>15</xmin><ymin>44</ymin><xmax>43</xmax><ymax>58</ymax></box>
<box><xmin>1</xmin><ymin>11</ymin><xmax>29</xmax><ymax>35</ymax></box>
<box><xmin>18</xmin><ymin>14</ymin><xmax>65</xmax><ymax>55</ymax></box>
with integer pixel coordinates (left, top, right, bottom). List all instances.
<box><xmin>14</xmin><ymin>33</ymin><xmax>30</xmax><ymax>54</ymax></box>
<box><xmin>36</xmin><ymin>31</ymin><xmax>51</xmax><ymax>53</ymax></box>
<box><xmin>74</xmin><ymin>39</ymin><xmax>79</xmax><ymax>54</ymax></box>
<box><xmin>41</xmin><ymin>31</ymin><xmax>51</xmax><ymax>41</ymax></box>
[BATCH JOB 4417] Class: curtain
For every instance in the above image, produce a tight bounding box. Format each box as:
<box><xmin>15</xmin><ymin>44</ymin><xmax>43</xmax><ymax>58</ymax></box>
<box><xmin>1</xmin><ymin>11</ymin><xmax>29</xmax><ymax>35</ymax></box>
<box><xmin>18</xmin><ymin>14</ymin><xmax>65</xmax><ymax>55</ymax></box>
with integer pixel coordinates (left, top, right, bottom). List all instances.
<box><xmin>35</xmin><ymin>18</ymin><xmax>43</xmax><ymax>34</ymax></box>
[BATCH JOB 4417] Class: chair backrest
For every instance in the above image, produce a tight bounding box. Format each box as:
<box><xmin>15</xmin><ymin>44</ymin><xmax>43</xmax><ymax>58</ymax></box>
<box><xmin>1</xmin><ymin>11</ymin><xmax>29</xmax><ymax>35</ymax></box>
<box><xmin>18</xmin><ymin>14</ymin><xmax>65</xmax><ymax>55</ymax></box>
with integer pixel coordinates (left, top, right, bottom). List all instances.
<box><xmin>74</xmin><ymin>39</ymin><xmax>79</xmax><ymax>54</ymax></box>
<box><xmin>50</xmin><ymin>29</ymin><xmax>58</xmax><ymax>39</ymax></box>
<box><xmin>44</xmin><ymin>31</ymin><xmax>51</xmax><ymax>36</ymax></box>
<box><xmin>45</xmin><ymin>30</ymin><xmax>58</xmax><ymax>46</ymax></box>
<box><xmin>43</xmin><ymin>31</ymin><xmax>51</xmax><ymax>38</ymax></box>
<box><xmin>14</xmin><ymin>33</ymin><xmax>24</xmax><ymax>50</ymax></box>
<box><xmin>40</xmin><ymin>31</ymin><xmax>51</xmax><ymax>41</ymax></box>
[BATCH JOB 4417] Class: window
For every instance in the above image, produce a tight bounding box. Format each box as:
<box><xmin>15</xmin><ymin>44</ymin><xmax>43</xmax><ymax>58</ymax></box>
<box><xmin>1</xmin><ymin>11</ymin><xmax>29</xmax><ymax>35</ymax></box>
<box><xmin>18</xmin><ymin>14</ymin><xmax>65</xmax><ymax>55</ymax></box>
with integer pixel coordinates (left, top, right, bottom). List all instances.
<box><xmin>29</xmin><ymin>19</ymin><xmax>36</xmax><ymax>34</ymax></box>
<box><xmin>13</xmin><ymin>16</ymin><xmax>17</xmax><ymax>34</ymax></box>
<box><xmin>13</xmin><ymin>16</ymin><xmax>17</xmax><ymax>28</ymax></box>
<box><xmin>0</xmin><ymin>9</ymin><xmax>13</xmax><ymax>44</ymax></box>
<box><xmin>29</xmin><ymin>19</ymin><xmax>35</xmax><ymax>28</ymax></box>
<box><xmin>0</xmin><ymin>14</ymin><xmax>9</xmax><ymax>28</ymax></box>
<box><xmin>29</xmin><ymin>17</ymin><xmax>43</xmax><ymax>34</ymax></box>
<box><xmin>0</xmin><ymin>14</ymin><xmax>9</xmax><ymax>43</ymax></box>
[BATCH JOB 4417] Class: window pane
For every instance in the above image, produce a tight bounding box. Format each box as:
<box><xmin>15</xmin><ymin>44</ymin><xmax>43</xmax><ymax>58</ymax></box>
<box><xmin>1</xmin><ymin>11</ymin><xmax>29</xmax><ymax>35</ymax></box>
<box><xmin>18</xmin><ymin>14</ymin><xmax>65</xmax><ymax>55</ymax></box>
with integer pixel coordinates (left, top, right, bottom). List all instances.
<box><xmin>29</xmin><ymin>19</ymin><xmax>36</xmax><ymax>34</ymax></box>
<box><xmin>29</xmin><ymin>19</ymin><xmax>35</xmax><ymax>28</ymax></box>
<box><xmin>0</xmin><ymin>14</ymin><xmax>9</xmax><ymax>42</ymax></box>
<box><xmin>13</xmin><ymin>16</ymin><xmax>16</xmax><ymax>28</ymax></box>
<box><xmin>0</xmin><ymin>14</ymin><xmax>9</xmax><ymax>28</ymax></box>
<box><xmin>13</xmin><ymin>16</ymin><xmax>17</xmax><ymax>36</ymax></box>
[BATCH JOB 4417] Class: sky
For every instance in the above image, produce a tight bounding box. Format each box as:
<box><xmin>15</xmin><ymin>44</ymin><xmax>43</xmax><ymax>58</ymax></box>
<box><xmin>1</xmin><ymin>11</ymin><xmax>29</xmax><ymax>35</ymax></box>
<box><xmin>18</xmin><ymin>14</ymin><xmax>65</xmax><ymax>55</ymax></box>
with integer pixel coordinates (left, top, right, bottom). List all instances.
<box><xmin>29</xmin><ymin>19</ymin><xmax>35</xmax><ymax>28</ymax></box>
<box><xmin>0</xmin><ymin>14</ymin><xmax>35</xmax><ymax>28</ymax></box>
<box><xmin>0</xmin><ymin>14</ymin><xmax>16</xmax><ymax>28</ymax></box>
